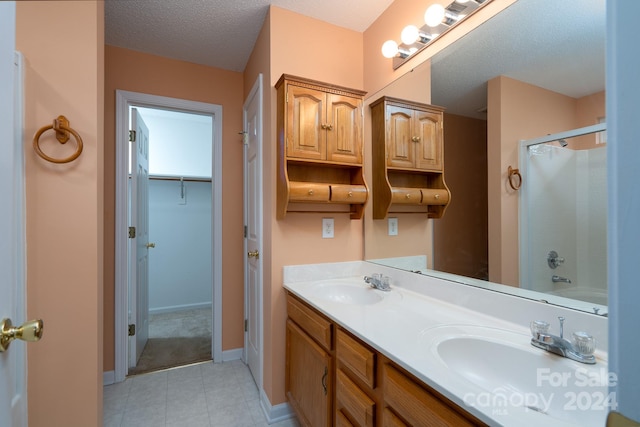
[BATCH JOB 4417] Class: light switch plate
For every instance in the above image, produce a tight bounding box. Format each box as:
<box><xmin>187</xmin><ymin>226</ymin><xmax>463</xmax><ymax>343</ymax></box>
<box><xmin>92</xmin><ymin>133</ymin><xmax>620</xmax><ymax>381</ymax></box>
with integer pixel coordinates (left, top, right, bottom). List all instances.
<box><xmin>388</xmin><ymin>217</ymin><xmax>398</xmax><ymax>236</ymax></box>
<box><xmin>322</xmin><ymin>218</ymin><xmax>334</xmax><ymax>238</ymax></box>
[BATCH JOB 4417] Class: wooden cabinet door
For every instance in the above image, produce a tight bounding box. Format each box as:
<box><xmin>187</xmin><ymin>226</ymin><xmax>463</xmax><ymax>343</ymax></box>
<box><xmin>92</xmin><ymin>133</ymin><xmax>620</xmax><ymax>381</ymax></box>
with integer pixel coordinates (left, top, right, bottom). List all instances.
<box><xmin>386</xmin><ymin>105</ymin><xmax>415</xmax><ymax>169</ymax></box>
<box><xmin>326</xmin><ymin>94</ymin><xmax>363</xmax><ymax>164</ymax></box>
<box><xmin>287</xmin><ymin>85</ymin><xmax>326</xmax><ymax>161</ymax></box>
<box><xmin>286</xmin><ymin>320</ymin><xmax>332</xmax><ymax>427</ymax></box>
<box><xmin>414</xmin><ymin>110</ymin><xmax>443</xmax><ymax>171</ymax></box>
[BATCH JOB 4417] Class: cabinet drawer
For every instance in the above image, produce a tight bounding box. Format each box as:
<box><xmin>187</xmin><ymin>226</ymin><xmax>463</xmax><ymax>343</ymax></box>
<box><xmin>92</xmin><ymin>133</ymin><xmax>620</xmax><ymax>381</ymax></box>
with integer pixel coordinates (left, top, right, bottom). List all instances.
<box><xmin>390</xmin><ymin>187</ymin><xmax>422</xmax><ymax>204</ymax></box>
<box><xmin>289</xmin><ymin>182</ymin><xmax>330</xmax><ymax>202</ymax></box>
<box><xmin>337</xmin><ymin>369</ymin><xmax>375</xmax><ymax>427</ymax></box>
<box><xmin>382</xmin><ymin>408</ymin><xmax>407</xmax><ymax>426</ymax></box>
<box><xmin>287</xmin><ymin>294</ymin><xmax>332</xmax><ymax>351</ymax></box>
<box><xmin>336</xmin><ymin>329</ymin><xmax>376</xmax><ymax>388</ymax></box>
<box><xmin>383</xmin><ymin>363</ymin><xmax>478</xmax><ymax>427</ymax></box>
<box><xmin>331</xmin><ymin>184</ymin><xmax>368</xmax><ymax>204</ymax></box>
<box><xmin>421</xmin><ymin>189</ymin><xmax>449</xmax><ymax>206</ymax></box>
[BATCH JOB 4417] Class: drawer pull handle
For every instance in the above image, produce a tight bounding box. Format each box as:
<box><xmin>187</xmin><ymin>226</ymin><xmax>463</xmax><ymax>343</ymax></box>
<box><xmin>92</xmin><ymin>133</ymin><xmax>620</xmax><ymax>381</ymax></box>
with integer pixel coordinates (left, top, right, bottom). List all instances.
<box><xmin>321</xmin><ymin>366</ymin><xmax>328</xmax><ymax>396</ymax></box>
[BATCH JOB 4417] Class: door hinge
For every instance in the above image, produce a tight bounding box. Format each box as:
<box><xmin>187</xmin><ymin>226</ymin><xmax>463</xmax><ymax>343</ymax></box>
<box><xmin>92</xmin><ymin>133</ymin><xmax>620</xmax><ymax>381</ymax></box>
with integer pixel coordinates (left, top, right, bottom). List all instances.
<box><xmin>244</xmin><ymin>225</ymin><xmax>247</xmax><ymax>238</ymax></box>
<box><xmin>128</xmin><ymin>324</ymin><xmax>136</xmax><ymax>336</ymax></box>
<box><xmin>129</xmin><ymin>130</ymin><xmax>136</xmax><ymax>142</ymax></box>
<box><xmin>244</xmin><ymin>319</ymin><xmax>248</xmax><ymax>332</ymax></box>
<box><xmin>128</xmin><ymin>226</ymin><xmax>136</xmax><ymax>238</ymax></box>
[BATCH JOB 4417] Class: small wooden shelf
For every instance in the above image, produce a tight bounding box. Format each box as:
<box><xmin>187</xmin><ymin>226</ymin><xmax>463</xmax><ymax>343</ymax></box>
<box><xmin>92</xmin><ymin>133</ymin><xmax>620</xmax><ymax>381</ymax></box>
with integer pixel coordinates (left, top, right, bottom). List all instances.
<box><xmin>370</xmin><ymin>96</ymin><xmax>451</xmax><ymax>219</ymax></box>
<box><xmin>276</xmin><ymin>74</ymin><xmax>369</xmax><ymax>219</ymax></box>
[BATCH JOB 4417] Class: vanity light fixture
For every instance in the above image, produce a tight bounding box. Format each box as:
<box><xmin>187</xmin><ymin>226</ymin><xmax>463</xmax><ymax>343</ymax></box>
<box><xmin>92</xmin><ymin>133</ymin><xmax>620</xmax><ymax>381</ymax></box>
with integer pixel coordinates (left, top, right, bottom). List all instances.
<box><xmin>381</xmin><ymin>0</ymin><xmax>492</xmax><ymax>69</ymax></box>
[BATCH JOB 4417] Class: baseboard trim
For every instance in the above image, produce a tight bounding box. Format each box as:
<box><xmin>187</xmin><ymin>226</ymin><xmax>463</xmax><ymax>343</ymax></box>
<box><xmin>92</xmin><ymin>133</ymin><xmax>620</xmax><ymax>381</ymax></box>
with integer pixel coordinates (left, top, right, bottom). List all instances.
<box><xmin>149</xmin><ymin>302</ymin><xmax>212</xmax><ymax>315</ymax></box>
<box><xmin>260</xmin><ymin>389</ymin><xmax>294</xmax><ymax>424</ymax></box>
<box><xmin>221</xmin><ymin>347</ymin><xmax>243</xmax><ymax>362</ymax></box>
<box><xmin>103</xmin><ymin>370</ymin><xmax>115</xmax><ymax>386</ymax></box>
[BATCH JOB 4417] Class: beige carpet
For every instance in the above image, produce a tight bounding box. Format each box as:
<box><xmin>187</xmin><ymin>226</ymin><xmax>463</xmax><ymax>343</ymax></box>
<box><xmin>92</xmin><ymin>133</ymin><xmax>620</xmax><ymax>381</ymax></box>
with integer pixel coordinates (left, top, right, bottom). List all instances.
<box><xmin>129</xmin><ymin>307</ymin><xmax>212</xmax><ymax>375</ymax></box>
<box><xmin>129</xmin><ymin>336</ymin><xmax>211</xmax><ymax>375</ymax></box>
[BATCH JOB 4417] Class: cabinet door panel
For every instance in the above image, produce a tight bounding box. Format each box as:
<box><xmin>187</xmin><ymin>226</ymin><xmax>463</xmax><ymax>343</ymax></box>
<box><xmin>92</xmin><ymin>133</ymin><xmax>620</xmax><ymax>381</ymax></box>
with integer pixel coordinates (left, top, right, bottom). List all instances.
<box><xmin>288</xmin><ymin>85</ymin><xmax>325</xmax><ymax>160</ymax></box>
<box><xmin>326</xmin><ymin>94</ymin><xmax>363</xmax><ymax>164</ymax></box>
<box><xmin>286</xmin><ymin>320</ymin><xmax>332</xmax><ymax>427</ymax></box>
<box><xmin>386</xmin><ymin>105</ymin><xmax>415</xmax><ymax>168</ymax></box>
<box><xmin>414</xmin><ymin>110</ymin><xmax>443</xmax><ymax>170</ymax></box>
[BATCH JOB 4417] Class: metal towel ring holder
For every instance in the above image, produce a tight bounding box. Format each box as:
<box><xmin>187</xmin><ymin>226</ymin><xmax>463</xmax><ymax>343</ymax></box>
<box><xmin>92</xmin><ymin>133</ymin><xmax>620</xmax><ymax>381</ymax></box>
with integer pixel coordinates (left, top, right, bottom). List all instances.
<box><xmin>507</xmin><ymin>165</ymin><xmax>522</xmax><ymax>191</ymax></box>
<box><xmin>33</xmin><ymin>115</ymin><xmax>83</xmax><ymax>164</ymax></box>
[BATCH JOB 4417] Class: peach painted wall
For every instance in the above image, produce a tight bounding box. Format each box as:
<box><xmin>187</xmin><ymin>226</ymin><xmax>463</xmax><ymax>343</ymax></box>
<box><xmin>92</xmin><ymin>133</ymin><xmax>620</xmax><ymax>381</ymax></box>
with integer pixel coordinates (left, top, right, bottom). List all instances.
<box><xmin>256</xmin><ymin>6</ymin><xmax>365</xmax><ymax>405</ymax></box>
<box><xmin>16</xmin><ymin>2</ymin><xmax>104</xmax><ymax>426</ymax></box>
<box><xmin>103</xmin><ymin>46</ymin><xmax>245</xmax><ymax>371</ymax></box>
<box><xmin>487</xmin><ymin>76</ymin><xmax>583</xmax><ymax>286</ymax></box>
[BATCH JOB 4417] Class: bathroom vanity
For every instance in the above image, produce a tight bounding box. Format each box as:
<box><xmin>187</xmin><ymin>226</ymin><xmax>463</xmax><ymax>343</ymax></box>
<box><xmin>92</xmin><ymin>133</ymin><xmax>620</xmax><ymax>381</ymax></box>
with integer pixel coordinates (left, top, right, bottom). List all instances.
<box><xmin>284</xmin><ymin>261</ymin><xmax>610</xmax><ymax>427</ymax></box>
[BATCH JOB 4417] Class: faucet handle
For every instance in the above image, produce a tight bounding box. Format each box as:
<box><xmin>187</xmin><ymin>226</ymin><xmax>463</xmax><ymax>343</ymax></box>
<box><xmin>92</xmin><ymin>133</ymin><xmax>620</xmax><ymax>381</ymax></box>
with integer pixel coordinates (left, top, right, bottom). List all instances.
<box><xmin>530</xmin><ymin>320</ymin><xmax>550</xmax><ymax>338</ymax></box>
<box><xmin>572</xmin><ymin>331</ymin><xmax>596</xmax><ymax>356</ymax></box>
<box><xmin>558</xmin><ymin>316</ymin><xmax>565</xmax><ymax>339</ymax></box>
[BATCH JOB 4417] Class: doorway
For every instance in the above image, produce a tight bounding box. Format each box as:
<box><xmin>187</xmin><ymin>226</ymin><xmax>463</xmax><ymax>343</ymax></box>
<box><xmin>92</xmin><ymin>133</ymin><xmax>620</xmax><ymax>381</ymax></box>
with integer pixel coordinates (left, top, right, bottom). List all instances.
<box><xmin>114</xmin><ymin>91</ymin><xmax>223</xmax><ymax>382</ymax></box>
<box><xmin>129</xmin><ymin>107</ymin><xmax>214</xmax><ymax>374</ymax></box>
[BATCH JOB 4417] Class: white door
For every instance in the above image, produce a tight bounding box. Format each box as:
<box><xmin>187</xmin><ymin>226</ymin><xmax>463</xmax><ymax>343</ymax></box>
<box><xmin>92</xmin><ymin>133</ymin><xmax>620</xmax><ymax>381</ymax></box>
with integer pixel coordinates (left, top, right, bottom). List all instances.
<box><xmin>243</xmin><ymin>75</ymin><xmax>263</xmax><ymax>387</ymax></box>
<box><xmin>0</xmin><ymin>4</ymin><xmax>27</xmax><ymax>425</ymax></box>
<box><xmin>129</xmin><ymin>108</ymin><xmax>151</xmax><ymax>368</ymax></box>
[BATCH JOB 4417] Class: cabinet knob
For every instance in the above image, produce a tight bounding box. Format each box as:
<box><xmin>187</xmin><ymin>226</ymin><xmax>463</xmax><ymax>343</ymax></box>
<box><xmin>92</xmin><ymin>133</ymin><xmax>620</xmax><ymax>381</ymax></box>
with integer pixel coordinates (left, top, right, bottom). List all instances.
<box><xmin>412</xmin><ymin>136</ymin><xmax>421</xmax><ymax>142</ymax></box>
<box><xmin>347</xmin><ymin>192</ymin><xmax>353</xmax><ymax>198</ymax></box>
<box><xmin>406</xmin><ymin>193</ymin><xmax>411</xmax><ymax>199</ymax></box>
<box><xmin>434</xmin><ymin>194</ymin><xmax>440</xmax><ymax>199</ymax></box>
<box><xmin>327</xmin><ymin>124</ymin><xmax>333</xmax><ymax>131</ymax></box>
<box><xmin>308</xmin><ymin>189</ymin><xmax>314</xmax><ymax>196</ymax></box>
<box><xmin>321</xmin><ymin>124</ymin><xmax>327</xmax><ymax>129</ymax></box>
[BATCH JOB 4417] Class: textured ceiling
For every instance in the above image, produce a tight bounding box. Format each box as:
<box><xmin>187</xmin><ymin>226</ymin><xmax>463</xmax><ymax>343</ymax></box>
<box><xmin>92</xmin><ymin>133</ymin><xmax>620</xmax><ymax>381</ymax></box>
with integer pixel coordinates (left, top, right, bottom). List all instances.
<box><xmin>431</xmin><ymin>0</ymin><xmax>606</xmax><ymax>118</ymax></box>
<box><xmin>105</xmin><ymin>0</ymin><xmax>394</xmax><ymax>72</ymax></box>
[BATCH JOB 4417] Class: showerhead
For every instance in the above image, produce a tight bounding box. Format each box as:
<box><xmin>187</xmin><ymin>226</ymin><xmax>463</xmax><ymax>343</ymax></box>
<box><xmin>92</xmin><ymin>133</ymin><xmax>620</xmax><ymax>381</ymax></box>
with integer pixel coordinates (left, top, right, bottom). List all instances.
<box><xmin>558</xmin><ymin>138</ymin><xmax>568</xmax><ymax>147</ymax></box>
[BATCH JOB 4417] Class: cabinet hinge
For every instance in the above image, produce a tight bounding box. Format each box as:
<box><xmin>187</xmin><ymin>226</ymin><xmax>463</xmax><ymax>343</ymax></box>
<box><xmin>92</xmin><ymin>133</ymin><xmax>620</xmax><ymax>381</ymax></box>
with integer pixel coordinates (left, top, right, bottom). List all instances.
<box><xmin>129</xmin><ymin>130</ymin><xmax>136</xmax><ymax>142</ymax></box>
<box><xmin>128</xmin><ymin>324</ymin><xmax>136</xmax><ymax>336</ymax></box>
<box><xmin>128</xmin><ymin>226</ymin><xmax>136</xmax><ymax>238</ymax></box>
<box><xmin>244</xmin><ymin>225</ymin><xmax>248</xmax><ymax>238</ymax></box>
<box><xmin>244</xmin><ymin>319</ymin><xmax>248</xmax><ymax>332</ymax></box>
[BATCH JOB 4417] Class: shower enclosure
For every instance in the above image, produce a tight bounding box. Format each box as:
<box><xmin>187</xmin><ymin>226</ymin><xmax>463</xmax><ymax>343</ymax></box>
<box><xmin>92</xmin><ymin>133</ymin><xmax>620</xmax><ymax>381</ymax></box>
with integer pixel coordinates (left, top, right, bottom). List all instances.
<box><xmin>519</xmin><ymin>123</ymin><xmax>607</xmax><ymax>309</ymax></box>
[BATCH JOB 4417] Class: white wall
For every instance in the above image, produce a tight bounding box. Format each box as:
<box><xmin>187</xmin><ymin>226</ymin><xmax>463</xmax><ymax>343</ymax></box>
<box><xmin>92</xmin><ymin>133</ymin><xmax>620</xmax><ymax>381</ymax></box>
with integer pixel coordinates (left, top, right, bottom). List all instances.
<box><xmin>607</xmin><ymin>0</ymin><xmax>640</xmax><ymax>421</ymax></box>
<box><xmin>137</xmin><ymin>107</ymin><xmax>212</xmax><ymax>178</ymax></box>
<box><xmin>148</xmin><ymin>179</ymin><xmax>212</xmax><ymax>312</ymax></box>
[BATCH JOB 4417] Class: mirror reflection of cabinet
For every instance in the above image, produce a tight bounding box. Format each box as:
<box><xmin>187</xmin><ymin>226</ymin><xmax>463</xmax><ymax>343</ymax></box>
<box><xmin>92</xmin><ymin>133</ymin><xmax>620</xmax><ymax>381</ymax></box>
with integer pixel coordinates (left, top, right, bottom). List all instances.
<box><xmin>371</xmin><ymin>96</ymin><xmax>450</xmax><ymax>220</ymax></box>
<box><xmin>276</xmin><ymin>74</ymin><xmax>369</xmax><ymax>219</ymax></box>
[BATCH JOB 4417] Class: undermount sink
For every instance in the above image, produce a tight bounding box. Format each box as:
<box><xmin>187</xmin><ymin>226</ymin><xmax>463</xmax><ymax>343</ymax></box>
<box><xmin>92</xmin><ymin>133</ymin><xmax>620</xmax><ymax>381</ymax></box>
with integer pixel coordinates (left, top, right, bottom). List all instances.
<box><xmin>421</xmin><ymin>325</ymin><xmax>609</xmax><ymax>426</ymax></box>
<box><xmin>308</xmin><ymin>280</ymin><xmax>386</xmax><ymax>305</ymax></box>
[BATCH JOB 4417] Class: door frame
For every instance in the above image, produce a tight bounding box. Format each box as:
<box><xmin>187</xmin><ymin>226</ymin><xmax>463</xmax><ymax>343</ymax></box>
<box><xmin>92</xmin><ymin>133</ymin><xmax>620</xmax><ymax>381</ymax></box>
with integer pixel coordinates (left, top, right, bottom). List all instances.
<box><xmin>114</xmin><ymin>90</ymin><xmax>223</xmax><ymax>382</ymax></box>
<box><xmin>243</xmin><ymin>74</ymin><xmax>264</xmax><ymax>389</ymax></box>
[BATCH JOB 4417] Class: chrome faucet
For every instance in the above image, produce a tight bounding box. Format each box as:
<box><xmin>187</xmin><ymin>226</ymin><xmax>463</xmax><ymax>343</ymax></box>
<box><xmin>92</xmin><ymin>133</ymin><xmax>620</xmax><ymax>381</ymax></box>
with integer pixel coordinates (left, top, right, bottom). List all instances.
<box><xmin>552</xmin><ymin>275</ymin><xmax>571</xmax><ymax>284</ymax></box>
<box><xmin>364</xmin><ymin>274</ymin><xmax>391</xmax><ymax>292</ymax></box>
<box><xmin>530</xmin><ymin>317</ymin><xmax>596</xmax><ymax>364</ymax></box>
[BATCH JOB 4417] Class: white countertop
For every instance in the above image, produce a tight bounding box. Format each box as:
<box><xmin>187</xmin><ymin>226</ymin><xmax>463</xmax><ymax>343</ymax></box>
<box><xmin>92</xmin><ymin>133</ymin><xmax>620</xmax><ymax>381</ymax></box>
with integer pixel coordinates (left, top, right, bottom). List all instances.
<box><xmin>283</xmin><ymin>261</ymin><xmax>610</xmax><ymax>427</ymax></box>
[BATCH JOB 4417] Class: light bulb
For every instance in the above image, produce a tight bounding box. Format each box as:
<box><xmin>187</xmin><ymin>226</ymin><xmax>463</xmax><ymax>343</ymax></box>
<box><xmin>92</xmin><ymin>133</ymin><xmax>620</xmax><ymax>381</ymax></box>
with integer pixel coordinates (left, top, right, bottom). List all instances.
<box><xmin>425</xmin><ymin>4</ymin><xmax>445</xmax><ymax>27</ymax></box>
<box><xmin>381</xmin><ymin>40</ymin><xmax>399</xmax><ymax>58</ymax></box>
<box><xmin>401</xmin><ymin>25</ymin><xmax>420</xmax><ymax>45</ymax></box>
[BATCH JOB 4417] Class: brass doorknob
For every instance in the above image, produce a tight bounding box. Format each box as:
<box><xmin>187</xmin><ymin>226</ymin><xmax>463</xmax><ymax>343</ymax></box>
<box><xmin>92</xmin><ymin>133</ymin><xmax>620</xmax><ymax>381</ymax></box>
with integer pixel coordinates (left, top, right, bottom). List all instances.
<box><xmin>146</xmin><ymin>242</ymin><xmax>156</xmax><ymax>249</ymax></box>
<box><xmin>247</xmin><ymin>250</ymin><xmax>259</xmax><ymax>259</ymax></box>
<box><xmin>0</xmin><ymin>318</ymin><xmax>44</xmax><ymax>352</ymax></box>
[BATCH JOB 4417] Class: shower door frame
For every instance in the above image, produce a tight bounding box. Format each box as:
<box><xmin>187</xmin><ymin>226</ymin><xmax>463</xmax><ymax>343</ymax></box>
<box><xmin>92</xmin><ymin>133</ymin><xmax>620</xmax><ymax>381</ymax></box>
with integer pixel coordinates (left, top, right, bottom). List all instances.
<box><xmin>518</xmin><ymin>122</ymin><xmax>607</xmax><ymax>292</ymax></box>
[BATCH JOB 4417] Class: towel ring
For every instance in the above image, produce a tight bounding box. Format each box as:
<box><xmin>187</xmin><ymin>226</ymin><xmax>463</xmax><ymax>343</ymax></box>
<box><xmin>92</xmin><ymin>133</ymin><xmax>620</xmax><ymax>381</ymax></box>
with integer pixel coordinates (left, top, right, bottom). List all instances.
<box><xmin>507</xmin><ymin>166</ymin><xmax>522</xmax><ymax>191</ymax></box>
<box><xmin>33</xmin><ymin>115</ymin><xmax>83</xmax><ymax>164</ymax></box>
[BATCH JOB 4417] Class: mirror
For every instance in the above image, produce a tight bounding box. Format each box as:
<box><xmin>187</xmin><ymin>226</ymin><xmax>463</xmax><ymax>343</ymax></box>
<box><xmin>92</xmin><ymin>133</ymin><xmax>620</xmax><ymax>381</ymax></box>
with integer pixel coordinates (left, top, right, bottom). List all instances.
<box><xmin>364</xmin><ymin>0</ymin><xmax>607</xmax><ymax>315</ymax></box>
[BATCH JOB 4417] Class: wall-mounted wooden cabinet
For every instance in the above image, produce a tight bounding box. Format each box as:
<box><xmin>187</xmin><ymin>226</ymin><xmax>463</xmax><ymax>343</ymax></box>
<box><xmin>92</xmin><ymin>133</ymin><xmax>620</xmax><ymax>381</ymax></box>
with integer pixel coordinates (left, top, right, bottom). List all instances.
<box><xmin>370</xmin><ymin>96</ymin><xmax>451</xmax><ymax>220</ymax></box>
<box><xmin>285</xmin><ymin>292</ymin><xmax>487</xmax><ymax>427</ymax></box>
<box><xmin>276</xmin><ymin>74</ymin><xmax>369</xmax><ymax>219</ymax></box>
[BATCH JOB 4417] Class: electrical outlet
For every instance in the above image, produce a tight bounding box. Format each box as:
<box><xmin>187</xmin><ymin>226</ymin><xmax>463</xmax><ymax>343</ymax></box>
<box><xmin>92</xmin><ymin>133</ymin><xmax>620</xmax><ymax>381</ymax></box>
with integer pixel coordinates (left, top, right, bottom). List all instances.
<box><xmin>322</xmin><ymin>218</ymin><xmax>334</xmax><ymax>238</ymax></box>
<box><xmin>388</xmin><ymin>217</ymin><xmax>398</xmax><ymax>236</ymax></box>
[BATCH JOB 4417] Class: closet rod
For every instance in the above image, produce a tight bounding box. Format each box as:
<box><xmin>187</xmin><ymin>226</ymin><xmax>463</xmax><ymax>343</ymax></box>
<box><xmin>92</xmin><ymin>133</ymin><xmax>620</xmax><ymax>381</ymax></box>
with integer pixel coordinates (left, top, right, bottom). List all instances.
<box><xmin>148</xmin><ymin>175</ymin><xmax>212</xmax><ymax>183</ymax></box>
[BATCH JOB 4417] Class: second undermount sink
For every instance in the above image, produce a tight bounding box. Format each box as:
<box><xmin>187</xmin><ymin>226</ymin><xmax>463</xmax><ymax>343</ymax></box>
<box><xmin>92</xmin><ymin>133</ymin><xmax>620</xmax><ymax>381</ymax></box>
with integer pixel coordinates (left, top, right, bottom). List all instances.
<box><xmin>308</xmin><ymin>280</ymin><xmax>387</xmax><ymax>305</ymax></box>
<box><xmin>421</xmin><ymin>325</ymin><xmax>610</xmax><ymax>427</ymax></box>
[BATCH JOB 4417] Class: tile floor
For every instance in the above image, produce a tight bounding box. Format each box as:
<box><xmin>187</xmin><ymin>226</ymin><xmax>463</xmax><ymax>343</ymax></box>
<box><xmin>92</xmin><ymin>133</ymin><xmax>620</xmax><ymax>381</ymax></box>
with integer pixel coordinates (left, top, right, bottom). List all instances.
<box><xmin>104</xmin><ymin>360</ymin><xmax>300</xmax><ymax>427</ymax></box>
